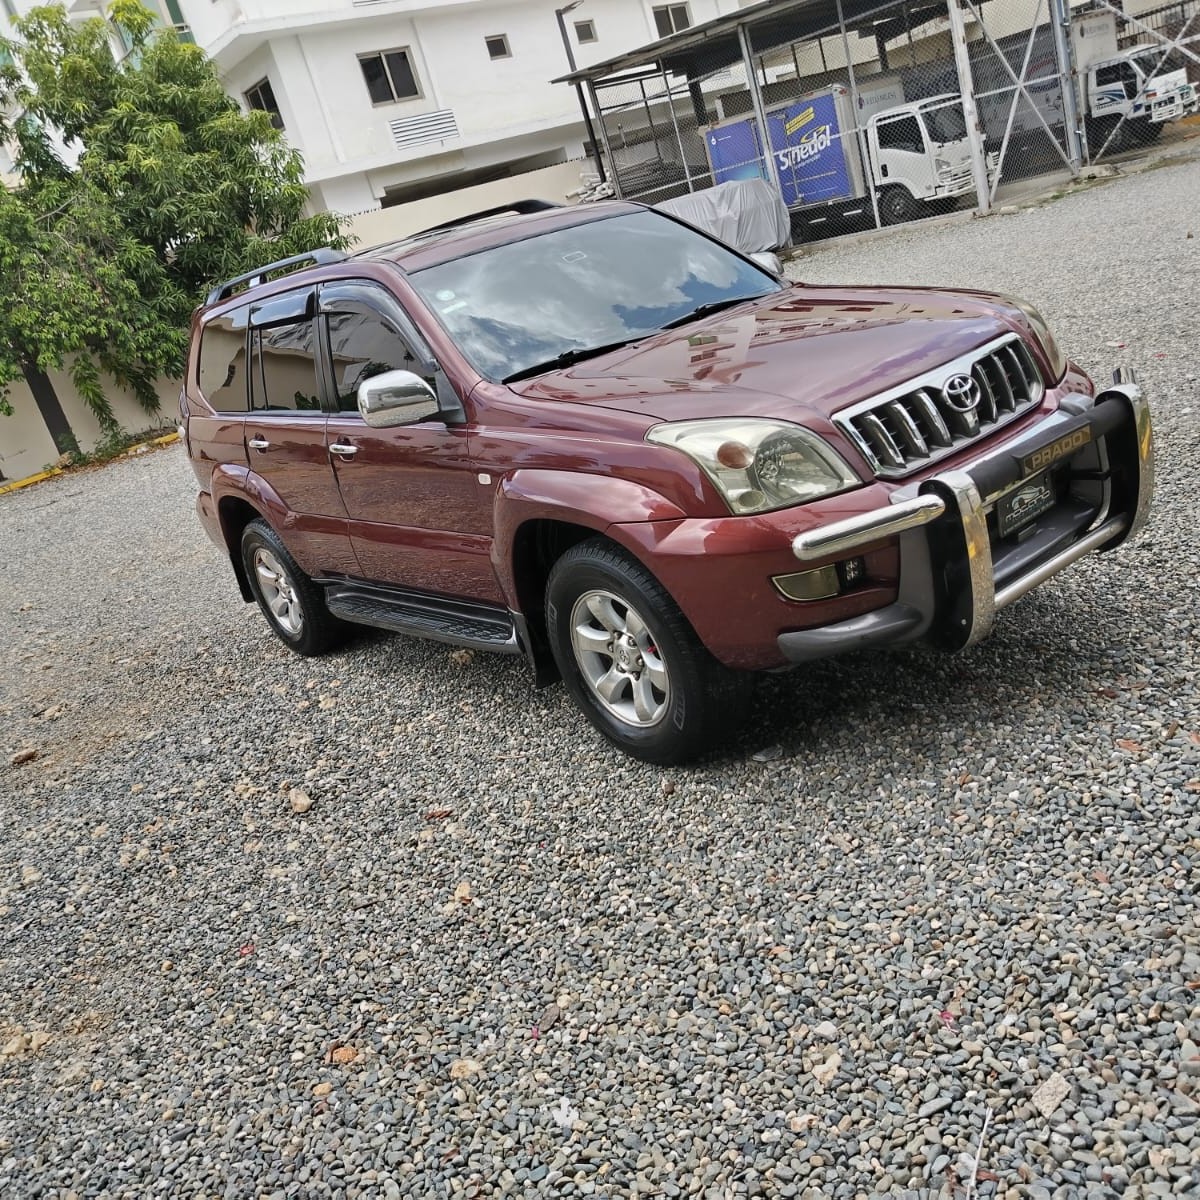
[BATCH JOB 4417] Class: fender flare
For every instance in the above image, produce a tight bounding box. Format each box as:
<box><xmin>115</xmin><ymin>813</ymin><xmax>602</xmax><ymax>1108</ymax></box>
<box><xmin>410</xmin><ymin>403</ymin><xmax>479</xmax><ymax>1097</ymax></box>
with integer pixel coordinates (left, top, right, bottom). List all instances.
<box><xmin>491</xmin><ymin>469</ymin><xmax>687</xmax><ymax>610</ymax></box>
<box><xmin>209</xmin><ymin>465</ymin><xmax>294</xmax><ymax>600</ymax></box>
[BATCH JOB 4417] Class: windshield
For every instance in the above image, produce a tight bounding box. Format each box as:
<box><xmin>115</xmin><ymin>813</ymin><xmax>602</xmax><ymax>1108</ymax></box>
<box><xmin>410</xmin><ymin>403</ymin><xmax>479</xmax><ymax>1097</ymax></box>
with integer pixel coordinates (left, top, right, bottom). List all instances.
<box><xmin>409</xmin><ymin>210</ymin><xmax>781</xmax><ymax>382</ymax></box>
<box><xmin>923</xmin><ymin>102</ymin><xmax>967</xmax><ymax>145</ymax></box>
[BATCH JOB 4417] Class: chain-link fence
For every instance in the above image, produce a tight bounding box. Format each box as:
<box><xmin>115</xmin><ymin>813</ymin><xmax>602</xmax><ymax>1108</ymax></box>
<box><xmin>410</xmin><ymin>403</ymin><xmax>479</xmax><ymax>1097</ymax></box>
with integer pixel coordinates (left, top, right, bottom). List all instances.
<box><xmin>1077</xmin><ymin>0</ymin><xmax>1200</xmax><ymax>158</ymax></box>
<box><xmin>574</xmin><ymin>0</ymin><xmax>1199</xmax><ymax>246</ymax></box>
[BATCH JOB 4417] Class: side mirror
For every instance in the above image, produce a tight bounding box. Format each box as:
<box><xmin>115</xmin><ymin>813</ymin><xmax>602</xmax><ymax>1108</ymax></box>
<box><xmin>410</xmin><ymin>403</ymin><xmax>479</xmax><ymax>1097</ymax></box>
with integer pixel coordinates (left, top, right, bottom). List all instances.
<box><xmin>750</xmin><ymin>251</ymin><xmax>783</xmax><ymax>278</ymax></box>
<box><xmin>357</xmin><ymin>370</ymin><xmax>441</xmax><ymax>428</ymax></box>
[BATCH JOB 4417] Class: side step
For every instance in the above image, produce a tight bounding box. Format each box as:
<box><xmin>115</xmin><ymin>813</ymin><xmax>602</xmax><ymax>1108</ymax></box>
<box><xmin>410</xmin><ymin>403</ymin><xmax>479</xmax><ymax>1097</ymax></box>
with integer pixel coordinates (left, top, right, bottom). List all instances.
<box><xmin>324</xmin><ymin>580</ymin><xmax>521</xmax><ymax>655</ymax></box>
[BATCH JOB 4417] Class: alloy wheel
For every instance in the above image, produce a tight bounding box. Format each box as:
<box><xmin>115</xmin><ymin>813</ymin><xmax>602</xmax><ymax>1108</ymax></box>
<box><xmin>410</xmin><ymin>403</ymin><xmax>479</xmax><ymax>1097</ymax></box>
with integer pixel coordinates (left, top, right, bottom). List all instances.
<box><xmin>253</xmin><ymin>548</ymin><xmax>303</xmax><ymax>636</ymax></box>
<box><xmin>569</xmin><ymin>589</ymin><xmax>670</xmax><ymax>727</ymax></box>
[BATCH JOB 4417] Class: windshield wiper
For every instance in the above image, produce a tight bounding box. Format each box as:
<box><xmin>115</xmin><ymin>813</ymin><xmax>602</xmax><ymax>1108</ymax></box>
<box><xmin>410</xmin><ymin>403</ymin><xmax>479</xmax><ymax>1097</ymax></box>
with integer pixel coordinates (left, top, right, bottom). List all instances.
<box><xmin>660</xmin><ymin>294</ymin><xmax>772</xmax><ymax>330</ymax></box>
<box><xmin>502</xmin><ymin>338</ymin><xmax>642</xmax><ymax>383</ymax></box>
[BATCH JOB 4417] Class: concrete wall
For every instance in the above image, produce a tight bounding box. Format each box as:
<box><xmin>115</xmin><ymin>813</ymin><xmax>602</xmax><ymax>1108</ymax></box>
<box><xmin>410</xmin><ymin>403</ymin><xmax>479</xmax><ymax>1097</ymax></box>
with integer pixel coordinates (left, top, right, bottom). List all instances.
<box><xmin>0</xmin><ymin>367</ymin><xmax>179</xmax><ymax>483</ymax></box>
<box><xmin>343</xmin><ymin>157</ymin><xmax>591</xmax><ymax>244</ymax></box>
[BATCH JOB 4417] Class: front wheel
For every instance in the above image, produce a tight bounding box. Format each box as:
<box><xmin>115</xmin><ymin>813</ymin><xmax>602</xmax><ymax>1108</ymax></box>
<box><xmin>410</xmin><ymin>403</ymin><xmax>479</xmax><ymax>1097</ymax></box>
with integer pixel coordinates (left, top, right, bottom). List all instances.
<box><xmin>545</xmin><ymin>539</ymin><xmax>751</xmax><ymax>764</ymax></box>
<box><xmin>879</xmin><ymin>186</ymin><xmax>919</xmax><ymax>226</ymax></box>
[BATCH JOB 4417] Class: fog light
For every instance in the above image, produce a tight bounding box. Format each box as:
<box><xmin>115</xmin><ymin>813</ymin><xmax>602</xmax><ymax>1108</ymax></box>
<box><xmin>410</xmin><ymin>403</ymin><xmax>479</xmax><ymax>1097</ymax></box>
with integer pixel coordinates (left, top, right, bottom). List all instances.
<box><xmin>774</xmin><ymin>557</ymin><xmax>867</xmax><ymax>601</ymax></box>
<box><xmin>773</xmin><ymin>564</ymin><xmax>841</xmax><ymax>601</ymax></box>
<box><xmin>838</xmin><ymin>556</ymin><xmax>866</xmax><ymax>587</ymax></box>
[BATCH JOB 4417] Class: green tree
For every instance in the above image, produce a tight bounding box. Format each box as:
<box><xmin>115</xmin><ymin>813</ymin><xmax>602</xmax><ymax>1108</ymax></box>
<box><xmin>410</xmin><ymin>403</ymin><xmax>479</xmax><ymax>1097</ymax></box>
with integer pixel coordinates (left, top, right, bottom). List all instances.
<box><xmin>0</xmin><ymin>1</ymin><xmax>349</xmax><ymax>450</ymax></box>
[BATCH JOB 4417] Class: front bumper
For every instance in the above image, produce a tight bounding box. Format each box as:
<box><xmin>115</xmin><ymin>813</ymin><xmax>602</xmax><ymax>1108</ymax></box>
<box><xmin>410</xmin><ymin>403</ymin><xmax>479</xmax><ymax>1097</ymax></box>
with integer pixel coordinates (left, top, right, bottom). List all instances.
<box><xmin>778</xmin><ymin>375</ymin><xmax>1153</xmax><ymax>663</ymax></box>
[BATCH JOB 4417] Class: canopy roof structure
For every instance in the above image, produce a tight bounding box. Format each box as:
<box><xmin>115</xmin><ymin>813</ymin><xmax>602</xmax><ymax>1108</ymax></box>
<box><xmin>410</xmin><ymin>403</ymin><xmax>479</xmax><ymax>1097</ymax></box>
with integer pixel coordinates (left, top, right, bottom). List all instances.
<box><xmin>553</xmin><ymin>0</ymin><xmax>952</xmax><ymax>86</ymax></box>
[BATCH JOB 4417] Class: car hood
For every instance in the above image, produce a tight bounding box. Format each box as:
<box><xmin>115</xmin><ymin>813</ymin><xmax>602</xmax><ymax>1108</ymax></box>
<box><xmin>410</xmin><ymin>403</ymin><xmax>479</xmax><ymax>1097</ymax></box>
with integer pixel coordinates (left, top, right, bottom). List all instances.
<box><xmin>510</xmin><ymin>284</ymin><xmax>1028</xmax><ymax>422</ymax></box>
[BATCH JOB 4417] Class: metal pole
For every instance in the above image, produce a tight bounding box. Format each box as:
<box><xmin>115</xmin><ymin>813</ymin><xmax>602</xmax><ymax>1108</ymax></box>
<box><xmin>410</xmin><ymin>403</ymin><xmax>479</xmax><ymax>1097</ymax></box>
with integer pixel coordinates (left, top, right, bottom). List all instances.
<box><xmin>588</xmin><ymin>79</ymin><xmax>618</xmax><ymax>194</ymax></box>
<box><xmin>640</xmin><ymin>77</ymin><xmax>662</xmax><ymax>157</ymax></box>
<box><xmin>661</xmin><ymin>67</ymin><xmax>695</xmax><ymax>193</ymax></box>
<box><xmin>945</xmin><ymin>0</ymin><xmax>992</xmax><ymax>215</ymax></box>
<box><xmin>556</xmin><ymin>7</ymin><xmax>606</xmax><ymax>182</ymax></box>
<box><xmin>1049</xmin><ymin>0</ymin><xmax>1084</xmax><ymax>172</ymax></box>
<box><xmin>737</xmin><ymin>21</ymin><xmax>784</xmax><ymax>197</ymax></box>
<box><xmin>836</xmin><ymin>0</ymin><xmax>882</xmax><ymax>230</ymax></box>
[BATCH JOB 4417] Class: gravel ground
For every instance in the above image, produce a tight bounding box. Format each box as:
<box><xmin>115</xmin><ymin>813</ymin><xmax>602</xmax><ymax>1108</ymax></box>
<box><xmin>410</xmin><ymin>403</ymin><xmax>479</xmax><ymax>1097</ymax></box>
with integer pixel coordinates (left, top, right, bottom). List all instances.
<box><xmin>2</xmin><ymin>159</ymin><xmax>1199</xmax><ymax>1200</ymax></box>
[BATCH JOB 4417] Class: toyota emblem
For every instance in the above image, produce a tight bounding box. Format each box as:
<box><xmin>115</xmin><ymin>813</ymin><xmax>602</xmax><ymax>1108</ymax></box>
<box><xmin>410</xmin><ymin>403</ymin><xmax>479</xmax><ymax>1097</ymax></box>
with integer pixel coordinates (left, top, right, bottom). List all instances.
<box><xmin>943</xmin><ymin>374</ymin><xmax>979</xmax><ymax>413</ymax></box>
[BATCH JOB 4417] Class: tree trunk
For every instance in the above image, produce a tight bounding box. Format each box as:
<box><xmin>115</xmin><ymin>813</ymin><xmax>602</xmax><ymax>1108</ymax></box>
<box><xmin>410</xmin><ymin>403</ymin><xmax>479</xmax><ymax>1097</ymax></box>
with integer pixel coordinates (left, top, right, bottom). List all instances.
<box><xmin>20</xmin><ymin>360</ymin><xmax>79</xmax><ymax>459</ymax></box>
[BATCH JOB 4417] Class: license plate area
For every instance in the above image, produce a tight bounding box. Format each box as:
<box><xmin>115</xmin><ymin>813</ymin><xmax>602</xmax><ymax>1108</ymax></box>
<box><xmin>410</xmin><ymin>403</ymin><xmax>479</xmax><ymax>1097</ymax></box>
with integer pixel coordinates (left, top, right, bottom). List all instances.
<box><xmin>996</xmin><ymin>471</ymin><xmax>1056</xmax><ymax>539</ymax></box>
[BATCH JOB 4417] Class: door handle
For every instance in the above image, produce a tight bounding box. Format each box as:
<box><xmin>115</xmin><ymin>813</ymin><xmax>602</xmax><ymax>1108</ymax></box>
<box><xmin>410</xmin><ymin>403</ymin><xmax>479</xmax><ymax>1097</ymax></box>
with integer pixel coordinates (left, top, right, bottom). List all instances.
<box><xmin>329</xmin><ymin>442</ymin><xmax>358</xmax><ymax>458</ymax></box>
<box><xmin>247</xmin><ymin>436</ymin><xmax>270</xmax><ymax>451</ymax></box>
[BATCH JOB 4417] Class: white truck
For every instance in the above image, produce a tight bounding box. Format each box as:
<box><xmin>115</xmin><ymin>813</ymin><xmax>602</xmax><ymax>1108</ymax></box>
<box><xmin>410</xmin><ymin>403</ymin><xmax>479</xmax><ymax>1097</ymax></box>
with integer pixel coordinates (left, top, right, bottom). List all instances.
<box><xmin>704</xmin><ymin>81</ymin><xmax>979</xmax><ymax>235</ymax></box>
<box><xmin>974</xmin><ymin>10</ymin><xmax>1198</xmax><ymax>155</ymax></box>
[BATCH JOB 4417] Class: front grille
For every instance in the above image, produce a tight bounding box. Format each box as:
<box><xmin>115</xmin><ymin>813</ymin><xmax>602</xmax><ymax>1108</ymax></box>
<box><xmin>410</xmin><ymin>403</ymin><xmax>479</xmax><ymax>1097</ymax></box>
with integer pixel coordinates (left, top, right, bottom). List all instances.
<box><xmin>834</xmin><ymin>334</ymin><xmax>1044</xmax><ymax>479</ymax></box>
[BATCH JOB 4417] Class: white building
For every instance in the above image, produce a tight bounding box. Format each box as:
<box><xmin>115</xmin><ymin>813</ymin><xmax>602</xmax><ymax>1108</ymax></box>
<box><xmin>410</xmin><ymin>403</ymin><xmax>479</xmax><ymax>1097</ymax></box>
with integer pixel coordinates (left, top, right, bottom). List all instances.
<box><xmin>51</xmin><ymin>0</ymin><xmax>743</xmax><ymax>214</ymax></box>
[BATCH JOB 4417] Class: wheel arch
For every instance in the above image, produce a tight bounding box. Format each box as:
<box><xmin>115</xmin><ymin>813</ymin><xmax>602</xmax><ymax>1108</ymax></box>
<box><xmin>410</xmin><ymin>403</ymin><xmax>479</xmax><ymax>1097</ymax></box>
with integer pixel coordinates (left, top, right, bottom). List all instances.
<box><xmin>494</xmin><ymin>471</ymin><xmax>690</xmax><ymax>685</ymax></box>
<box><xmin>218</xmin><ymin>494</ymin><xmax>267</xmax><ymax>602</ymax></box>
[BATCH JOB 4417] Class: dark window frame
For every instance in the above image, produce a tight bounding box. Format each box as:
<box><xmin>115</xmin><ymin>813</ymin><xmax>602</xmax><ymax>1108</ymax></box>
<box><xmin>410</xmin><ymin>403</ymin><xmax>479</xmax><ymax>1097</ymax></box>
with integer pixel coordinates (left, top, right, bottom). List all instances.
<box><xmin>652</xmin><ymin>4</ymin><xmax>691</xmax><ymax>38</ymax></box>
<box><xmin>244</xmin><ymin>77</ymin><xmax>284</xmax><ymax>131</ymax></box>
<box><xmin>485</xmin><ymin>34</ymin><xmax>511</xmax><ymax>60</ymax></box>
<box><xmin>358</xmin><ymin>47</ymin><xmax>422</xmax><ymax>106</ymax></box>
<box><xmin>574</xmin><ymin>19</ymin><xmax>597</xmax><ymax>44</ymax></box>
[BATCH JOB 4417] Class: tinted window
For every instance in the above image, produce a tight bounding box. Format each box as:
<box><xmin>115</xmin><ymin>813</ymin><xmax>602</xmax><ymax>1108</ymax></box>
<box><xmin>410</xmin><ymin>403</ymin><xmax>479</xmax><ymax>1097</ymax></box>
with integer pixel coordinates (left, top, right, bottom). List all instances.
<box><xmin>198</xmin><ymin>308</ymin><xmax>249</xmax><ymax>413</ymax></box>
<box><xmin>876</xmin><ymin>115</ymin><xmax>924</xmax><ymax>153</ymax></box>
<box><xmin>408</xmin><ymin>211</ymin><xmax>780</xmax><ymax>382</ymax></box>
<box><xmin>326</xmin><ymin>309</ymin><xmax>421</xmax><ymax>412</ymax></box>
<box><xmin>250</xmin><ymin>320</ymin><xmax>322</xmax><ymax>413</ymax></box>
<box><xmin>924</xmin><ymin>104</ymin><xmax>966</xmax><ymax>144</ymax></box>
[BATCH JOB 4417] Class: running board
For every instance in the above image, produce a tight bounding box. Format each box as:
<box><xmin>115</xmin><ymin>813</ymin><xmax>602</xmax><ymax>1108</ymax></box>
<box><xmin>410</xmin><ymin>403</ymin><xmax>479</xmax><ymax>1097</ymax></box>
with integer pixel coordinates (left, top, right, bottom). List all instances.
<box><xmin>323</xmin><ymin>580</ymin><xmax>521</xmax><ymax>654</ymax></box>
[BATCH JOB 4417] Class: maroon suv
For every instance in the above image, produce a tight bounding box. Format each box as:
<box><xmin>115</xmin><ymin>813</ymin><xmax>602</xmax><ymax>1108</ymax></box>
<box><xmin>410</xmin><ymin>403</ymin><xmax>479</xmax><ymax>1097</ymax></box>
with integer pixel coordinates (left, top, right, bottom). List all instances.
<box><xmin>181</xmin><ymin>200</ymin><xmax>1153</xmax><ymax>763</ymax></box>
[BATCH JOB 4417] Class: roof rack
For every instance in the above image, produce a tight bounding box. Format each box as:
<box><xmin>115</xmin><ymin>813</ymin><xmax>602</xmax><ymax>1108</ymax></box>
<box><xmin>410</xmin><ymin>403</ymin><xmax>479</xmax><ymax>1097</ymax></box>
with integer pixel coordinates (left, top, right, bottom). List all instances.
<box><xmin>412</xmin><ymin>199</ymin><xmax>562</xmax><ymax>239</ymax></box>
<box><xmin>205</xmin><ymin>248</ymin><xmax>349</xmax><ymax>306</ymax></box>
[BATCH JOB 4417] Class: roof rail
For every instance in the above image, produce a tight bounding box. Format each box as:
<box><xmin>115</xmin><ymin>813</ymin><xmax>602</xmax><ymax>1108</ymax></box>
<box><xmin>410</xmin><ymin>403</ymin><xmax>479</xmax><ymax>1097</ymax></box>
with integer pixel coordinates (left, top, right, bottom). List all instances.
<box><xmin>413</xmin><ymin>199</ymin><xmax>562</xmax><ymax>238</ymax></box>
<box><xmin>205</xmin><ymin>248</ymin><xmax>349</xmax><ymax>307</ymax></box>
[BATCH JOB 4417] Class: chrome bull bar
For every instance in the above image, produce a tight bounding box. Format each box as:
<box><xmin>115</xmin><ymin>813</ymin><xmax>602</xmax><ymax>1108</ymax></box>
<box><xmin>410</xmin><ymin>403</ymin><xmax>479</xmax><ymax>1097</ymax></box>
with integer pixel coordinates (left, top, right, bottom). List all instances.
<box><xmin>781</xmin><ymin>376</ymin><xmax>1154</xmax><ymax>664</ymax></box>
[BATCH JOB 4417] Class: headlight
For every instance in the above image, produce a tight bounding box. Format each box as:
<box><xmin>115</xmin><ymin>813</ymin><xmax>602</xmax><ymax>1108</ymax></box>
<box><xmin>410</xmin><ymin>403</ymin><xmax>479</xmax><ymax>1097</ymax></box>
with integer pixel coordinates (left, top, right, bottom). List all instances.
<box><xmin>935</xmin><ymin>157</ymin><xmax>953</xmax><ymax>179</ymax></box>
<box><xmin>646</xmin><ymin>418</ymin><xmax>859</xmax><ymax>514</ymax></box>
<box><xmin>1008</xmin><ymin>297</ymin><xmax>1068</xmax><ymax>382</ymax></box>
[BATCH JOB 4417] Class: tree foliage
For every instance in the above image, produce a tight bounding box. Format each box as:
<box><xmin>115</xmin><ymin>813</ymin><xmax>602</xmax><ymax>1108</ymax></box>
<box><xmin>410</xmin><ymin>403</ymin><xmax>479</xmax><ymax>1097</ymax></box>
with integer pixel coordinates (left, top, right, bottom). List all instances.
<box><xmin>0</xmin><ymin>1</ymin><xmax>350</xmax><ymax>430</ymax></box>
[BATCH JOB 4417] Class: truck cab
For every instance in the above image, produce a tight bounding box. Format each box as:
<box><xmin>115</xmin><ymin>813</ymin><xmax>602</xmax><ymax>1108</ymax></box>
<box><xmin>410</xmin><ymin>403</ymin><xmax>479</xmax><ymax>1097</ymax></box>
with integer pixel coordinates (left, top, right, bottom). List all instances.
<box><xmin>1086</xmin><ymin>46</ymin><xmax>1199</xmax><ymax>135</ymax></box>
<box><xmin>866</xmin><ymin>95</ymin><xmax>976</xmax><ymax>224</ymax></box>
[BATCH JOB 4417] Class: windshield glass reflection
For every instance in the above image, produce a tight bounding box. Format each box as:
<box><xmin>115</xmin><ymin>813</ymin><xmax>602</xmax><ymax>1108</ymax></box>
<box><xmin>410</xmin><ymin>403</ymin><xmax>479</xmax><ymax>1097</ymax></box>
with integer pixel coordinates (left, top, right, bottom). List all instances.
<box><xmin>409</xmin><ymin>211</ymin><xmax>781</xmax><ymax>382</ymax></box>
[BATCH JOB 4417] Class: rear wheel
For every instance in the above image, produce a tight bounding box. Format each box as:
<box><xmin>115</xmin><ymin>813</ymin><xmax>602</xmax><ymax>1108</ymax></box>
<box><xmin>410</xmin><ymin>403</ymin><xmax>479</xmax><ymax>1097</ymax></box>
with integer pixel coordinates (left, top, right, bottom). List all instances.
<box><xmin>545</xmin><ymin>539</ymin><xmax>751</xmax><ymax>764</ymax></box>
<box><xmin>240</xmin><ymin>519</ymin><xmax>344</xmax><ymax>656</ymax></box>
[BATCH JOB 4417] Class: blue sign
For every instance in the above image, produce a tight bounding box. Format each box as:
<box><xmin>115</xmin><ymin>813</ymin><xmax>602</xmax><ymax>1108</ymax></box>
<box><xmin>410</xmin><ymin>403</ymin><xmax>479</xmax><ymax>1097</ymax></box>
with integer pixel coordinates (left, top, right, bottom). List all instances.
<box><xmin>706</xmin><ymin>92</ymin><xmax>857</xmax><ymax>210</ymax></box>
<box><xmin>765</xmin><ymin>93</ymin><xmax>854</xmax><ymax>207</ymax></box>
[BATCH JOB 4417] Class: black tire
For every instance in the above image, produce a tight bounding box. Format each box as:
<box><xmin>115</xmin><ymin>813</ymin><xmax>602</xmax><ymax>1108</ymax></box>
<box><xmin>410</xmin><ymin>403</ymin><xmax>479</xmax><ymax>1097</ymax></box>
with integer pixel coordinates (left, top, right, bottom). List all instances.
<box><xmin>545</xmin><ymin>539</ymin><xmax>751</xmax><ymax>765</ymax></box>
<box><xmin>879</xmin><ymin>186</ymin><xmax>919</xmax><ymax>226</ymax></box>
<box><xmin>240</xmin><ymin>519</ymin><xmax>344</xmax><ymax>657</ymax></box>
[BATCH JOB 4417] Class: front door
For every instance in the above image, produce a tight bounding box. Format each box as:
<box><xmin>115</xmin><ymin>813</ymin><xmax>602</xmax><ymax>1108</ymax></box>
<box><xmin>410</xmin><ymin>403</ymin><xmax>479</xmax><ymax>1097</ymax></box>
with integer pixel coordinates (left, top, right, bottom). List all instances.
<box><xmin>319</xmin><ymin>281</ymin><xmax>501</xmax><ymax>602</ymax></box>
<box><xmin>242</xmin><ymin>287</ymin><xmax>358</xmax><ymax>579</ymax></box>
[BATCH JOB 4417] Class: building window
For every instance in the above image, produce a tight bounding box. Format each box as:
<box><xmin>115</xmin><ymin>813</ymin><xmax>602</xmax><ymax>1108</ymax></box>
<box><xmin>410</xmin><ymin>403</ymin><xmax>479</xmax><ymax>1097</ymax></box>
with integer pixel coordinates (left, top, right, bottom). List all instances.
<box><xmin>485</xmin><ymin>34</ymin><xmax>511</xmax><ymax>60</ymax></box>
<box><xmin>358</xmin><ymin>49</ymin><xmax>421</xmax><ymax>106</ymax></box>
<box><xmin>574</xmin><ymin>19</ymin><xmax>597</xmax><ymax>44</ymax></box>
<box><xmin>652</xmin><ymin>4</ymin><xmax>691</xmax><ymax>37</ymax></box>
<box><xmin>244</xmin><ymin>78</ymin><xmax>284</xmax><ymax>131</ymax></box>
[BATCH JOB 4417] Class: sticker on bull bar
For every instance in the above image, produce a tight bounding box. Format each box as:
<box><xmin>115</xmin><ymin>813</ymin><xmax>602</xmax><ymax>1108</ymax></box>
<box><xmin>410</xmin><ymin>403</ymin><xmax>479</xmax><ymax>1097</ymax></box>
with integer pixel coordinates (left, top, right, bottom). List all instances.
<box><xmin>1019</xmin><ymin>425</ymin><xmax>1092</xmax><ymax>476</ymax></box>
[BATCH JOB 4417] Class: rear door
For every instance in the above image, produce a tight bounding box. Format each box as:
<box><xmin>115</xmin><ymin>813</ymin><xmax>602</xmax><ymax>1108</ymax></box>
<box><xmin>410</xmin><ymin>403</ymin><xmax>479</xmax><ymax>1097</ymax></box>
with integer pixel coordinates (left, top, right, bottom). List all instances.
<box><xmin>243</xmin><ymin>287</ymin><xmax>358</xmax><ymax>578</ymax></box>
<box><xmin>319</xmin><ymin>280</ymin><xmax>500</xmax><ymax>601</ymax></box>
